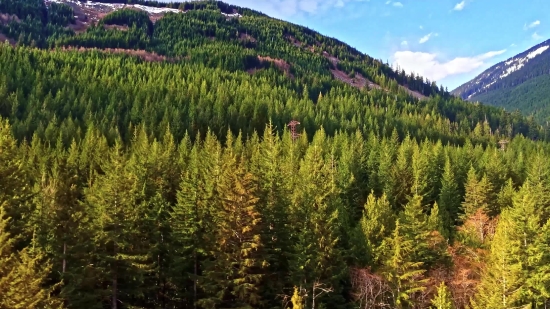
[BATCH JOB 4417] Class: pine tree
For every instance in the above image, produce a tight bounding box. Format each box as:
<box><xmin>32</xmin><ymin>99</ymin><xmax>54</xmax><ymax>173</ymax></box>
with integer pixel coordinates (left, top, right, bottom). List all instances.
<box><xmin>399</xmin><ymin>194</ymin><xmax>436</xmax><ymax>266</ymax></box>
<box><xmin>508</xmin><ymin>183</ymin><xmax>550</xmax><ymax>307</ymax></box>
<box><xmin>198</xmin><ymin>143</ymin><xmax>266</xmax><ymax>308</ymax></box>
<box><xmin>249</xmin><ymin>122</ymin><xmax>291</xmax><ymax>307</ymax></box>
<box><xmin>483</xmin><ymin>149</ymin><xmax>508</xmax><ymax>216</ymax></box>
<box><xmin>358</xmin><ymin>192</ymin><xmax>394</xmax><ymax>267</ymax></box>
<box><xmin>289</xmin><ymin>128</ymin><xmax>347</xmax><ymax>308</ymax></box>
<box><xmin>171</xmin><ymin>130</ymin><xmax>222</xmax><ymax>308</ymax></box>
<box><xmin>85</xmin><ymin>140</ymin><xmax>153</xmax><ymax>309</ymax></box>
<box><xmin>0</xmin><ymin>118</ymin><xmax>32</xmax><ymax>249</ymax></box>
<box><xmin>438</xmin><ymin>158</ymin><xmax>460</xmax><ymax>230</ymax></box>
<box><xmin>30</xmin><ymin>140</ymin><xmax>96</xmax><ymax>308</ymax></box>
<box><xmin>382</xmin><ymin>220</ymin><xmax>427</xmax><ymax>309</ymax></box>
<box><xmin>524</xmin><ymin>152</ymin><xmax>550</xmax><ymax>221</ymax></box>
<box><xmin>461</xmin><ymin>166</ymin><xmax>491</xmax><ymax>220</ymax></box>
<box><xmin>0</xmin><ymin>205</ymin><xmax>65</xmax><ymax>309</ymax></box>
<box><xmin>460</xmin><ymin>166</ymin><xmax>493</xmax><ymax>243</ymax></box>
<box><xmin>470</xmin><ymin>210</ymin><xmax>523</xmax><ymax>309</ymax></box>
<box><xmin>431</xmin><ymin>282</ymin><xmax>454</xmax><ymax>309</ymax></box>
<box><xmin>496</xmin><ymin>178</ymin><xmax>515</xmax><ymax>211</ymax></box>
<box><xmin>428</xmin><ymin>202</ymin><xmax>450</xmax><ymax>241</ymax></box>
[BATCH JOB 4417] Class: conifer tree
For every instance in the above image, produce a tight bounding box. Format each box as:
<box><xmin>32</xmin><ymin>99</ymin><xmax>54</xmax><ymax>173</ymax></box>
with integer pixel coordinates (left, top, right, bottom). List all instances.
<box><xmin>171</xmin><ymin>134</ymin><xmax>220</xmax><ymax>308</ymax></box>
<box><xmin>289</xmin><ymin>128</ymin><xmax>347</xmax><ymax>308</ymax></box>
<box><xmin>483</xmin><ymin>149</ymin><xmax>508</xmax><ymax>216</ymax></box>
<box><xmin>496</xmin><ymin>178</ymin><xmax>515</xmax><ymax>211</ymax></box>
<box><xmin>399</xmin><ymin>194</ymin><xmax>436</xmax><ymax>266</ymax></box>
<box><xmin>524</xmin><ymin>153</ymin><xmax>550</xmax><ymax>221</ymax></box>
<box><xmin>470</xmin><ymin>210</ymin><xmax>523</xmax><ymax>309</ymax></box>
<box><xmin>431</xmin><ymin>282</ymin><xmax>454</xmax><ymax>309</ymax></box>
<box><xmin>358</xmin><ymin>192</ymin><xmax>394</xmax><ymax>266</ymax></box>
<box><xmin>198</xmin><ymin>139</ymin><xmax>266</xmax><ymax>308</ymax></box>
<box><xmin>249</xmin><ymin>122</ymin><xmax>291</xmax><ymax>306</ymax></box>
<box><xmin>0</xmin><ymin>206</ymin><xmax>65</xmax><ymax>309</ymax></box>
<box><xmin>0</xmin><ymin>118</ymin><xmax>32</xmax><ymax>248</ymax></box>
<box><xmin>428</xmin><ymin>202</ymin><xmax>450</xmax><ymax>241</ymax></box>
<box><xmin>438</xmin><ymin>158</ymin><xmax>460</xmax><ymax>230</ymax></box>
<box><xmin>508</xmin><ymin>183</ymin><xmax>550</xmax><ymax>307</ymax></box>
<box><xmin>85</xmin><ymin>140</ymin><xmax>152</xmax><ymax>309</ymax></box>
<box><xmin>462</xmin><ymin>166</ymin><xmax>489</xmax><ymax>220</ymax></box>
<box><xmin>382</xmin><ymin>220</ymin><xmax>427</xmax><ymax>309</ymax></box>
<box><xmin>30</xmin><ymin>140</ymin><xmax>96</xmax><ymax>308</ymax></box>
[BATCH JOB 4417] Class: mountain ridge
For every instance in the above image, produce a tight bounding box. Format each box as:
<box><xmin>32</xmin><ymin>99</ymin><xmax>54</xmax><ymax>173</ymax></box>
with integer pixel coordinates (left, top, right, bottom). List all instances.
<box><xmin>0</xmin><ymin>0</ymin><xmax>448</xmax><ymax>101</ymax></box>
<box><xmin>451</xmin><ymin>38</ymin><xmax>550</xmax><ymax>121</ymax></box>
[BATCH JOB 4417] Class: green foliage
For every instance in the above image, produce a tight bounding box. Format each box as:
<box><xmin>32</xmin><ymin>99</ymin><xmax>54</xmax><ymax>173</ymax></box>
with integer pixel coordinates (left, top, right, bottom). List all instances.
<box><xmin>431</xmin><ymin>282</ymin><xmax>455</xmax><ymax>309</ymax></box>
<box><xmin>2</xmin><ymin>1</ymin><xmax>550</xmax><ymax>308</ymax></box>
<box><xmin>0</xmin><ymin>206</ymin><xmax>65</xmax><ymax>309</ymax></box>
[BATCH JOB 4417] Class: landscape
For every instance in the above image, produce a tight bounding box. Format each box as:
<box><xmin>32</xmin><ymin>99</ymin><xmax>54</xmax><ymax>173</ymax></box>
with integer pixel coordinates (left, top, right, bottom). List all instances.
<box><xmin>0</xmin><ymin>0</ymin><xmax>550</xmax><ymax>308</ymax></box>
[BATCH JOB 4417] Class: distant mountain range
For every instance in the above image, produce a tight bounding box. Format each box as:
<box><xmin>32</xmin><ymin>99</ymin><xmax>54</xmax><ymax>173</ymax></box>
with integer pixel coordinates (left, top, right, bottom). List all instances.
<box><xmin>452</xmin><ymin>39</ymin><xmax>550</xmax><ymax>122</ymax></box>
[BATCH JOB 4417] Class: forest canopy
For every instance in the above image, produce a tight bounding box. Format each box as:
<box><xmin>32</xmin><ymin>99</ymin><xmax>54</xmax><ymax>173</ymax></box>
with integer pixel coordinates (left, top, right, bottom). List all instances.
<box><xmin>1</xmin><ymin>0</ymin><xmax>550</xmax><ymax>308</ymax></box>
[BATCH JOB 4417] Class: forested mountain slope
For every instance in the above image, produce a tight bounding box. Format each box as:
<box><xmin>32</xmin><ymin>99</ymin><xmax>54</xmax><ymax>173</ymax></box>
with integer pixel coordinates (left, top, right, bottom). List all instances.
<box><xmin>2</xmin><ymin>1</ymin><xmax>550</xmax><ymax>309</ymax></box>
<box><xmin>452</xmin><ymin>39</ymin><xmax>550</xmax><ymax>122</ymax></box>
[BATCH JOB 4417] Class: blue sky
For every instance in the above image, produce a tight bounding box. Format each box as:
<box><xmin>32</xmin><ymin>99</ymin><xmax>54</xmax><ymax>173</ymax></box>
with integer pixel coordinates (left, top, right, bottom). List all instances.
<box><xmin>221</xmin><ymin>0</ymin><xmax>548</xmax><ymax>90</ymax></box>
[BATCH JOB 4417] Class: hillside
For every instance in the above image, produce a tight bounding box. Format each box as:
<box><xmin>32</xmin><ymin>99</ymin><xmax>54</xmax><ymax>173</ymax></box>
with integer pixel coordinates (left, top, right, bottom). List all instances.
<box><xmin>2</xmin><ymin>1</ymin><xmax>550</xmax><ymax>309</ymax></box>
<box><xmin>0</xmin><ymin>0</ymin><xmax>448</xmax><ymax>98</ymax></box>
<box><xmin>452</xmin><ymin>39</ymin><xmax>550</xmax><ymax>122</ymax></box>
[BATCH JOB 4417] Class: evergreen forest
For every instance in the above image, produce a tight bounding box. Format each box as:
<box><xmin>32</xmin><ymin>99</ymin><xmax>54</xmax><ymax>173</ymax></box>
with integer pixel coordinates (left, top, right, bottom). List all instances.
<box><xmin>2</xmin><ymin>0</ymin><xmax>550</xmax><ymax>308</ymax></box>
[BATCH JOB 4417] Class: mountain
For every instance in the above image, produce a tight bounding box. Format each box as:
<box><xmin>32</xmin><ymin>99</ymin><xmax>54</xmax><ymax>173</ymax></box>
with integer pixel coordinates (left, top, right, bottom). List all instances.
<box><xmin>2</xmin><ymin>1</ymin><xmax>550</xmax><ymax>309</ymax></box>
<box><xmin>452</xmin><ymin>39</ymin><xmax>550</xmax><ymax>122</ymax></box>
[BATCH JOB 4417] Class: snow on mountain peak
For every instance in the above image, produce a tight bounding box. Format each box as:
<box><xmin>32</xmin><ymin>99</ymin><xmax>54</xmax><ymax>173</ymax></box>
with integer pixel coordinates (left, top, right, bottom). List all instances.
<box><xmin>452</xmin><ymin>41</ymin><xmax>550</xmax><ymax>100</ymax></box>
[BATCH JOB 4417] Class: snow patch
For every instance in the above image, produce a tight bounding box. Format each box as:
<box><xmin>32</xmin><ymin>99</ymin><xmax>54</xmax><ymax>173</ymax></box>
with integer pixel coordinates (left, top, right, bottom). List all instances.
<box><xmin>80</xmin><ymin>1</ymin><xmax>123</xmax><ymax>9</ymax></box>
<box><xmin>498</xmin><ymin>46</ymin><xmax>548</xmax><ymax>79</ymax></box>
<box><xmin>526</xmin><ymin>45</ymin><xmax>549</xmax><ymax>60</ymax></box>
<box><xmin>221</xmin><ymin>12</ymin><xmax>242</xmax><ymax>18</ymax></box>
<box><xmin>483</xmin><ymin>80</ymin><xmax>496</xmax><ymax>89</ymax></box>
<box><xmin>133</xmin><ymin>4</ymin><xmax>181</xmax><ymax>14</ymax></box>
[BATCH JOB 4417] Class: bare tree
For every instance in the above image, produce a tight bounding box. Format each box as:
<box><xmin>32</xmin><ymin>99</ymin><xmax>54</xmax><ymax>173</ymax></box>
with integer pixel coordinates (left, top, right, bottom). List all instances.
<box><xmin>311</xmin><ymin>280</ymin><xmax>333</xmax><ymax>309</ymax></box>
<box><xmin>350</xmin><ymin>267</ymin><xmax>392</xmax><ymax>309</ymax></box>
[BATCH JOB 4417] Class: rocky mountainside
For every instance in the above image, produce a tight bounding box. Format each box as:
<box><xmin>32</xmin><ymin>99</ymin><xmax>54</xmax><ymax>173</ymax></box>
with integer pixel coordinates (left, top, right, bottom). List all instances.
<box><xmin>452</xmin><ymin>38</ymin><xmax>550</xmax><ymax>122</ymax></box>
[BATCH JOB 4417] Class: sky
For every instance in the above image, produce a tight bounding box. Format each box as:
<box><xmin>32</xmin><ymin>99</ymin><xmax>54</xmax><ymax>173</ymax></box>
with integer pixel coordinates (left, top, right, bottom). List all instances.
<box><xmin>219</xmin><ymin>0</ymin><xmax>549</xmax><ymax>90</ymax></box>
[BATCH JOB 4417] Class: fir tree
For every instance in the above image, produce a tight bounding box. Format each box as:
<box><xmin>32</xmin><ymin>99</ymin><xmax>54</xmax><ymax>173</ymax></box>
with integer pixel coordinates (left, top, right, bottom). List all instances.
<box><xmin>382</xmin><ymin>220</ymin><xmax>427</xmax><ymax>309</ymax></box>
<box><xmin>470</xmin><ymin>210</ymin><xmax>523</xmax><ymax>309</ymax></box>
<box><xmin>0</xmin><ymin>206</ymin><xmax>65</xmax><ymax>309</ymax></box>
<box><xmin>438</xmin><ymin>158</ymin><xmax>460</xmax><ymax>231</ymax></box>
<box><xmin>358</xmin><ymin>192</ymin><xmax>394</xmax><ymax>267</ymax></box>
<box><xmin>461</xmin><ymin>166</ymin><xmax>491</xmax><ymax>220</ymax></box>
<box><xmin>431</xmin><ymin>282</ymin><xmax>454</xmax><ymax>309</ymax></box>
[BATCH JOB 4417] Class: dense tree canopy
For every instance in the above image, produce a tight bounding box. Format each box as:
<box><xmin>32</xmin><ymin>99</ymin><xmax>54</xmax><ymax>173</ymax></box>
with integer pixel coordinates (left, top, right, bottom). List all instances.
<box><xmin>2</xmin><ymin>0</ymin><xmax>550</xmax><ymax>308</ymax></box>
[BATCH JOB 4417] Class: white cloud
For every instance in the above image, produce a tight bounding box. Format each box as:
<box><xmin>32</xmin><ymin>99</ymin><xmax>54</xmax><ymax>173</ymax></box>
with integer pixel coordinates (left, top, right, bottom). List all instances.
<box><xmin>532</xmin><ymin>32</ymin><xmax>543</xmax><ymax>40</ymax></box>
<box><xmin>298</xmin><ymin>0</ymin><xmax>319</xmax><ymax>13</ymax></box>
<box><xmin>393</xmin><ymin>2</ymin><xmax>403</xmax><ymax>7</ymax></box>
<box><xmin>524</xmin><ymin>20</ymin><xmax>541</xmax><ymax>30</ymax></box>
<box><xmin>419</xmin><ymin>25</ymin><xmax>423</xmax><ymax>29</ymax></box>
<box><xmin>393</xmin><ymin>49</ymin><xmax>507</xmax><ymax>81</ymax></box>
<box><xmin>419</xmin><ymin>32</ymin><xmax>438</xmax><ymax>44</ymax></box>
<box><xmin>453</xmin><ymin>1</ymin><xmax>465</xmax><ymax>11</ymax></box>
<box><xmin>401</xmin><ymin>40</ymin><xmax>408</xmax><ymax>46</ymax></box>
<box><xmin>335</xmin><ymin>0</ymin><xmax>345</xmax><ymax>7</ymax></box>
<box><xmin>510</xmin><ymin>43</ymin><xmax>516</xmax><ymax>47</ymax></box>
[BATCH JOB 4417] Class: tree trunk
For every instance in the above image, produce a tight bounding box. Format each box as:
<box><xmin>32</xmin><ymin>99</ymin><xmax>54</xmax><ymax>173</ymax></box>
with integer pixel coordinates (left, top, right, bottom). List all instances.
<box><xmin>62</xmin><ymin>242</ymin><xmax>67</xmax><ymax>273</ymax></box>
